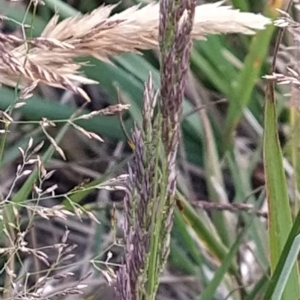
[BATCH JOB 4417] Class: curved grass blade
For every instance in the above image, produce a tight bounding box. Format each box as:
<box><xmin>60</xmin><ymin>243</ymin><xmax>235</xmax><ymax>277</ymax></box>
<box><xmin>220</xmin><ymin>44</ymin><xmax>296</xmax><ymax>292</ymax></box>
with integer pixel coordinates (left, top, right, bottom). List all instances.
<box><xmin>263</xmin><ymin>82</ymin><xmax>299</xmax><ymax>299</ymax></box>
<box><xmin>271</xmin><ymin>235</ymin><xmax>300</xmax><ymax>300</ymax></box>
<box><xmin>263</xmin><ymin>208</ymin><xmax>300</xmax><ymax>300</ymax></box>
<box><xmin>202</xmin><ymin>110</ymin><xmax>235</xmax><ymax>246</ymax></box>
<box><xmin>224</xmin><ymin>3</ymin><xmax>280</xmax><ymax>145</ymax></box>
<box><xmin>42</xmin><ymin>0</ymin><xmax>78</xmax><ymax>18</ymax></box>
<box><xmin>199</xmin><ymin>214</ymin><xmax>253</xmax><ymax>300</ymax></box>
<box><xmin>0</xmin><ymin>87</ymin><xmax>127</xmax><ymax>140</ymax></box>
<box><xmin>175</xmin><ymin>192</ymin><xmax>239</xmax><ymax>276</ymax></box>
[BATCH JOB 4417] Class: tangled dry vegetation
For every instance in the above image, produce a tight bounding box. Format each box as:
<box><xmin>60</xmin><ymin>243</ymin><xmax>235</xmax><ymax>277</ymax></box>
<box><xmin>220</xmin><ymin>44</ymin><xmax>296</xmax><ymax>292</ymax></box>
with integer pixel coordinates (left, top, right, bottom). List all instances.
<box><xmin>0</xmin><ymin>2</ymin><xmax>270</xmax><ymax>101</ymax></box>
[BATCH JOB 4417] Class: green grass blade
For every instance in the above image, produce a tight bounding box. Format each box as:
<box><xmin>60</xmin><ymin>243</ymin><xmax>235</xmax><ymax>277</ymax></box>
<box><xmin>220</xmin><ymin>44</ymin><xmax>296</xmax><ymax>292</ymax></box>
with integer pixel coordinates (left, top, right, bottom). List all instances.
<box><xmin>191</xmin><ymin>49</ymin><xmax>232</xmax><ymax>96</ymax></box>
<box><xmin>0</xmin><ymin>87</ymin><xmax>126</xmax><ymax>140</ymax></box>
<box><xmin>169</xmin><ymin>239</ymin><xmax>198</xmax><ymax>275</ymax></box>
<box><xmin>263</xmin><ymin>208</ymin><xmax>300</xmax><ymax>299</ymax></box>
<box><xmin>271</xmin><ymin>235</ymin><xmax>300</xmax><ymax>300</ymax></box>
<box><xmin>227</xmin><ymin>151</ymin><xmax>269</xmax><ymax>271</ymax></box>
<box><xmin>263</xmin><ymin>83</ymin><xmax>299</xmax><ymax>299</ymax></box>
<box><xmin>173</xmin><ymin>210</ymin><xmax>203</xmax><ymax>265</ymax></box>
<box><xmin>42</xmin><ymin>0</ymin><xmax>79</xmax><ymax>17</ymax></box>
<box><xmin>199</xmin><ymin>216</ymin><xmax>252</xmax><ymax>300</ymax></box>
<box><xmin>224</xmin><ymin>4</ymin><xmax>278</xmax><ymax>145</ymax></box>
<box><xmin>175</xmin><ymin>192</ymin><xmax>239</xmax><ymax>275</ymax></box>
<box><xmin>202</xmin><ymin>112</ymin><xmax>234</xmax><ymax>246</ymax></box>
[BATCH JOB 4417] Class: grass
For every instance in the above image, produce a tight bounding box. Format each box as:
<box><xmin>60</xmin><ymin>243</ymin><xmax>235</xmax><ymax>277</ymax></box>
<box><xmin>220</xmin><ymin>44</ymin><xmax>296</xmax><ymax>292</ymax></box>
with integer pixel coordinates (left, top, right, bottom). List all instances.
<box><xmin>0</xmin><ymin>0</ymin><xmax>299</xmax><ymax>299</ymax></box>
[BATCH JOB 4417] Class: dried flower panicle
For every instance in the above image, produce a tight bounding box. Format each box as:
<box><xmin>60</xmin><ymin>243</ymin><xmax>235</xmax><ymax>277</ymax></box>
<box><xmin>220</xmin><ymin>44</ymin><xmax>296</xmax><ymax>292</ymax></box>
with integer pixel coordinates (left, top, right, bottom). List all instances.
<box><xmin>0</xmin><ymin>2</ymin><xmax>270</xmax><ymax>98</ymax></box>
<box><xmin>158</xmin><ymin>0</ymin><xmax>196</xmax><ymax>278</ymax></box>
<box><xmin>159</xmin><ymin>0</ymin><xmax>196</xmax><ymax>196</ymax></box>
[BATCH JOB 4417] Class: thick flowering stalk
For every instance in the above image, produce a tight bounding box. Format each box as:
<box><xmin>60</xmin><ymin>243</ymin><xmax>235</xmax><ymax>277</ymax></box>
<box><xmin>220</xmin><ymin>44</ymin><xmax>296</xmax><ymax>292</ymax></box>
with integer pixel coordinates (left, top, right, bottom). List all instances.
<box><xmin>159</xmin><ymin>0</ymin><xmax>196</xmax><ymax>242</ymax></box>
<box><xmin>159</xmin><ymin>0</ymin><xmax>196</xmax><ymax>170</ymax></box>
<box><xmin>116</xmin><ymin>76</ymin><xmax>165</xmax><ymax>300</ymax></box>
<box><xmin>115</xmin><ymin>1</ymin><xmax>270</xmax><ymax>299</ymax></box>
<box><xmin>115</xmin><ymin>1</ymin><xmax>196</xmax><ymax>300</ymax></box>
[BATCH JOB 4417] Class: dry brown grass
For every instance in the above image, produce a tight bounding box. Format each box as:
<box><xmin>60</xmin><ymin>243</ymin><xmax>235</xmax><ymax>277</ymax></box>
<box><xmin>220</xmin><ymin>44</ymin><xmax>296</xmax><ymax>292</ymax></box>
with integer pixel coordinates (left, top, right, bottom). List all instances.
<box><xmin>0</xmin><ymin>2</ymin><xmax>270</xmax><ymax>101</ymax></box>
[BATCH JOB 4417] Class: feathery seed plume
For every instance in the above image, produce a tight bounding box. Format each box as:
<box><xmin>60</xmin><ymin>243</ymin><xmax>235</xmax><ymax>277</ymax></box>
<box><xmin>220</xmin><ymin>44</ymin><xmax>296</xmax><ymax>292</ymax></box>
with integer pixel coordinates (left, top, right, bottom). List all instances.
<box><xmin>0</xmin><ymin>2</ymin><xmax>270</xmax><ymax>98</ymax></box>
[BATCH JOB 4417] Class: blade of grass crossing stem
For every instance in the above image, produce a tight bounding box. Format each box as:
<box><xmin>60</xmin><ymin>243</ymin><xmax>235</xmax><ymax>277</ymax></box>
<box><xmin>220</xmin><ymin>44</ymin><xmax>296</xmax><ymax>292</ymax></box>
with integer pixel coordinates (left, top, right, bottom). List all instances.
<box><xmin>175</xmin><ymin>192</ymin><xmax>239</xmax><ymax>276</ymax></box>
<box><xmin>190</xmin><ymin>49</ymin><xmax>231</xmax><ymax>96</ymax></box>
<box><xmin>169</xmin><ymin>239</ymin><xmax>198</xmax><ymax>275</ymax></box>
<box><xmin>195</xmin><ymin>36</ymin><xmax>238</xmax><ymax>82</ymax></box>
<box><xmin>263</xmin><ymin>208</ymin><xmax>300</xmax><ymax>300</ymax></box>
<box><xmin>0</xmin><ymin>87</ymin><xmax>127</xmax><ymax>140</ymax></box>
<box><xmin>263</xmin><ymin>83</ymin><xmax>299</xmax><ymax>299</ymax></box>
<box><xmin>199</xmin><ymin>216</ymin><xmax>253</xmax><ymax>300</ymax></box>
<box><xmin>172</xmin><ymin>211</ymin><xmax>207</xmax><ymax>282</ymax></box>
<box><xmin>224</xmin><ymin>3</ymin><xmax>280</xmax><ymax>145</ymax></box>
<box><xmin>173</xmin><ymin>210</ymin><xmax>203</xmax><ymax>265</ymax></box>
